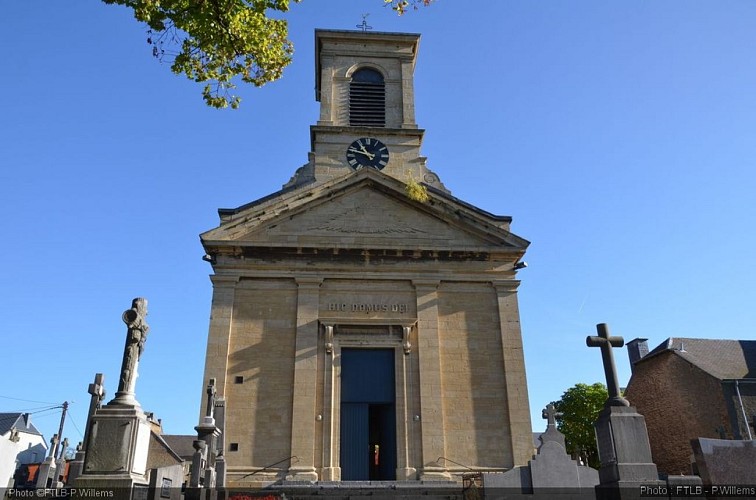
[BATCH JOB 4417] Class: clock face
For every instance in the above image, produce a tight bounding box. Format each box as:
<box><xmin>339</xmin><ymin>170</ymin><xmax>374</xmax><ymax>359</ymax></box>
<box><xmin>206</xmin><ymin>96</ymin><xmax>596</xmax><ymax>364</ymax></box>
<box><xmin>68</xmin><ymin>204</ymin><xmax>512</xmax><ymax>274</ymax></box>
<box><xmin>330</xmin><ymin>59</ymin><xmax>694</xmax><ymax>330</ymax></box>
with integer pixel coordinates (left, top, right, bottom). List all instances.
<box><xmin>346</xmin><ymin>137</ymin><xmax>389</xmax><ymax>170</ymax></box>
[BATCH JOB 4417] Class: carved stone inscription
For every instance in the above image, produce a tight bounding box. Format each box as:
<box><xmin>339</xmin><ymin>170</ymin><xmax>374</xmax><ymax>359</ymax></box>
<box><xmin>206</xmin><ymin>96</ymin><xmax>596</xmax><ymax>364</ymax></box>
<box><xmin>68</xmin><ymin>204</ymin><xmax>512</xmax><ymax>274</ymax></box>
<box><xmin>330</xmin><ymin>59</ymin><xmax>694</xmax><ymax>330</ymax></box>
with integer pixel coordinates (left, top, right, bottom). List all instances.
<box><xmin>327</xmin><ymin>302</ymin><xmax>409</xmax><ymax>314</ymax></box>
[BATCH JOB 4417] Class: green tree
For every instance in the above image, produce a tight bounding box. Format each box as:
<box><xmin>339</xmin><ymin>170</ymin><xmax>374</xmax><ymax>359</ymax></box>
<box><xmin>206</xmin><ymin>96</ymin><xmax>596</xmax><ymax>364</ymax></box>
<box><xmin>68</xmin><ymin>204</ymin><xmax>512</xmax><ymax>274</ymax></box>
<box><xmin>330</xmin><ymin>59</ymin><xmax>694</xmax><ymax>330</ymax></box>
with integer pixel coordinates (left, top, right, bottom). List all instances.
<box><xmin>102</xmin><ymin>0</ymin><xmax>433</xmax><ymax>109</ymax></box>
<box><xmin>550</xmin><ymin>382</ymin><xmax>608</xmax><ymax>469</ymax></box>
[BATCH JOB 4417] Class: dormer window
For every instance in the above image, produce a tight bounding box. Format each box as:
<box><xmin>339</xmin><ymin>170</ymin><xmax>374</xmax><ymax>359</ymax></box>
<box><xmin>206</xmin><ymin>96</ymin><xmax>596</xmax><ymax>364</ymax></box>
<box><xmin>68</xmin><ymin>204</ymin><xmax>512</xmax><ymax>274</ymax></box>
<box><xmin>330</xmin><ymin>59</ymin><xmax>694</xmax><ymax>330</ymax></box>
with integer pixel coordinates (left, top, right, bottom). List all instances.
<box><xmin>349</xmin><ymin>68</ymin><xmax>385</xmax><ymax>127</ymax></box>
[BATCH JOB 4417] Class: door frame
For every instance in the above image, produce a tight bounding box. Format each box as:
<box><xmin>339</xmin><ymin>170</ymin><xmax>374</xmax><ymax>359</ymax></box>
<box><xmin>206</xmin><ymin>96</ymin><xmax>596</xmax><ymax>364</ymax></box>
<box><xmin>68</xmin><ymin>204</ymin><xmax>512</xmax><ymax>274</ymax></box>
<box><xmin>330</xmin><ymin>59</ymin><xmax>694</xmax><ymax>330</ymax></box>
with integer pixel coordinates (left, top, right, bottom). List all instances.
<box><xmin>319</xmin><ymin>321</ymin><xmax>417</xmax><ymax>482</ymax></box>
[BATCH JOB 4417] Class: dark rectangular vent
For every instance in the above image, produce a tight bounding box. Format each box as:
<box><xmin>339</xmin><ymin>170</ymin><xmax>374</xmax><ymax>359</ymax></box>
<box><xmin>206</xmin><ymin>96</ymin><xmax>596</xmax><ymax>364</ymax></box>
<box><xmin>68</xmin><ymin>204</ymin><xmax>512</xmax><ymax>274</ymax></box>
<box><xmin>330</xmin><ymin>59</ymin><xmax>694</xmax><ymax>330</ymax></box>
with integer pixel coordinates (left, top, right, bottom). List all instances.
<box><xmin>349</xmin><ymin>82</ymin><xmax>385</xmax><ymax>127</ymax></box>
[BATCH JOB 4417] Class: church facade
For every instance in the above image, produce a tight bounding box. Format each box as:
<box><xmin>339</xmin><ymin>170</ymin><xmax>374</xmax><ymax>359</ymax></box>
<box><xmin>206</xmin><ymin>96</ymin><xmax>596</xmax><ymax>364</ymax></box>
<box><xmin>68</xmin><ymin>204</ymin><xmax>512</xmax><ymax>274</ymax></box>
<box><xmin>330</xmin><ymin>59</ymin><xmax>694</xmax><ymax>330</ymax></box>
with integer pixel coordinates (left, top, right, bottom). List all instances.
<box><xmin>199</xmin><ymin>29</ymin><xmax>532</xmax><ymax>486</ymax></box>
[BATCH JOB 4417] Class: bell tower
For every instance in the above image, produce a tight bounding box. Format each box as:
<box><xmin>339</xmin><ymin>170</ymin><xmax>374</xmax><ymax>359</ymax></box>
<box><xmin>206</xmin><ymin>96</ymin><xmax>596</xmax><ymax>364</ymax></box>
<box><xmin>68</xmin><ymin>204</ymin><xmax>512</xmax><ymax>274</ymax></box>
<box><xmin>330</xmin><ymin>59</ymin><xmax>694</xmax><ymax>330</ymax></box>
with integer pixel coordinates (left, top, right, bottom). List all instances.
<box><xmin>285</xmin><ymin>30</ymin><xmax>447</xmax><ymax>191</ymax></box>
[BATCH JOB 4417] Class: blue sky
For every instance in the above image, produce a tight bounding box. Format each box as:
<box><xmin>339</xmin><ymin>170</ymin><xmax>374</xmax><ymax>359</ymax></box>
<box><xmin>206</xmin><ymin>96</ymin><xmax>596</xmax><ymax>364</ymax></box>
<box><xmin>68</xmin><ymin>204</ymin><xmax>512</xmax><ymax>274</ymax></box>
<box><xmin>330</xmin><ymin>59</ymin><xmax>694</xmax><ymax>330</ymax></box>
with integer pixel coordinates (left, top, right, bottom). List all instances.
<box><xmin>3</xmin><ymin>1</ymin><xmax>756</xmax><ymax>452</ymax></box>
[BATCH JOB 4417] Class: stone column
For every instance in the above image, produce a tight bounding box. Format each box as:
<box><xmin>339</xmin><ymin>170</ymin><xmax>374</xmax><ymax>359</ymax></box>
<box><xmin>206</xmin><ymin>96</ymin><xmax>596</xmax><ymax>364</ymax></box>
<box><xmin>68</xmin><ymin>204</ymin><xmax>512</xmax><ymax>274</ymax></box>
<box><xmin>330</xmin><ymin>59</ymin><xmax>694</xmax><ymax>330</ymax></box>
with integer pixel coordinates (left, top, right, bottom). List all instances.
<box><xmin>396</xmin><ymin>333</ymin><xmax>417</xmax><ymax>480</ymax></box>
<box><xmin>413</xmin><ymin>279</ymin><xmax>451</xmax><ymax>481</ymax></box>
<box><xmin>493</xmin><ymin>280</ymin><xmax>533</xmax><ymax>467</ymax></box>
<box><xmin>201</xmin><ymin>275</ymin><xmax>238</xmax><ymax>417</ymax></box>
<box><xmin>286</xmin><ymin>277</ymin><xmax>322</xmax><ymax>482</ymax></box>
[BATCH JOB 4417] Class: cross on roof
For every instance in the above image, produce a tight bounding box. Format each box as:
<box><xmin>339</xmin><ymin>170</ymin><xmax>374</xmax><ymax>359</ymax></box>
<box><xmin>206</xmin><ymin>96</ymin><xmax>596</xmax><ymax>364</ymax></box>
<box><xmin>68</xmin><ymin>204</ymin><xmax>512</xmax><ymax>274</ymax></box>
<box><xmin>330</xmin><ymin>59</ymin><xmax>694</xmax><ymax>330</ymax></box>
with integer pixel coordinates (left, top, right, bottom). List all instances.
<box><xmin>586</xmin><ymin>323</ymin><xmax>630</xmax><ymax>407</ymax></box>
<box><xmin>356</xmin><ymin>14</ymin><xmax>373</xmax><ymax>32</ymax></box>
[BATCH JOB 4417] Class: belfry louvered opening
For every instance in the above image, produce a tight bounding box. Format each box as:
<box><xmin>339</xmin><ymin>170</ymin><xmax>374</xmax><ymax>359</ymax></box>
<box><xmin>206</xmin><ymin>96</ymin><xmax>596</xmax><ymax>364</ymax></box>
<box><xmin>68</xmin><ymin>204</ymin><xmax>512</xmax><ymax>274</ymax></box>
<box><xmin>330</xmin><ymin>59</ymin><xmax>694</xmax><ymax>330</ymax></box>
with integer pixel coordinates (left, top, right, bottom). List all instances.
<box><xmin>350</xmin><ymin>68</ymin><xmax>386</xmax><ymax>127</ymax></box>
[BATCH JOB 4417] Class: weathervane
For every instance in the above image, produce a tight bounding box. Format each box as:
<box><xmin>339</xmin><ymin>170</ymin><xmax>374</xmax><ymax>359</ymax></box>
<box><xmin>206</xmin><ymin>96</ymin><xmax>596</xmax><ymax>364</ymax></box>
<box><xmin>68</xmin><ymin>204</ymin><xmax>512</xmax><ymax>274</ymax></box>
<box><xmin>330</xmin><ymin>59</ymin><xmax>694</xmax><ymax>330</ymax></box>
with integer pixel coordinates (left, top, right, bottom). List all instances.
<box><xmin>356</xmin><ymin>14</ymin><xmax>373</xmax><ymax>32</ymax></box>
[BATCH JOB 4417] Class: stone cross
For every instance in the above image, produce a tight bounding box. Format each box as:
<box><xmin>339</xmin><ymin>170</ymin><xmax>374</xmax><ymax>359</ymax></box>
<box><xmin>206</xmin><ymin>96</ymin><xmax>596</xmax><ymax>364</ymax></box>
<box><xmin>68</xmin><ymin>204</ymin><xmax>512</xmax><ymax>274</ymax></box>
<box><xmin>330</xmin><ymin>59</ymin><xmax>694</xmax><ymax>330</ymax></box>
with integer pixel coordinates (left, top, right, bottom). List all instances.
<box><xmin>586</xmin><ymin>323</ymin><xmax>629</xmax><ymax>407</ymax></box>
<box><xmin>47</xmin><ymin>434</ymin><xmax>59</xmax><ymax>458</ymax></box>
<box><xmin>83</xmin><ymin>373</ymin><xmax>105</xmax><ymax>449</ymax></box>
<box><xmin>542</xmin><ymin>403</ymin><xmax>562</xmax><ymax>428</ymax></box>
<box><xmin>114</xmin><ymin>298</ymin><xmax>149</xmax><ymax>404</ymax></box>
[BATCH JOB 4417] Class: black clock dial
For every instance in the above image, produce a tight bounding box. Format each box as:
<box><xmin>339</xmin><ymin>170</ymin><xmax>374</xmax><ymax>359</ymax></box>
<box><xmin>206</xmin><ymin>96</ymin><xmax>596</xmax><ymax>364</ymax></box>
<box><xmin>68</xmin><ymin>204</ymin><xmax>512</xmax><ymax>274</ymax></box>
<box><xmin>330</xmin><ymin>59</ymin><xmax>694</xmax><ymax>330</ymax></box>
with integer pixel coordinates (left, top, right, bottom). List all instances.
<box><xmin>345</xmin><ymin>137</ymin><xmax>389</xmax><ymax>170</ymax></box>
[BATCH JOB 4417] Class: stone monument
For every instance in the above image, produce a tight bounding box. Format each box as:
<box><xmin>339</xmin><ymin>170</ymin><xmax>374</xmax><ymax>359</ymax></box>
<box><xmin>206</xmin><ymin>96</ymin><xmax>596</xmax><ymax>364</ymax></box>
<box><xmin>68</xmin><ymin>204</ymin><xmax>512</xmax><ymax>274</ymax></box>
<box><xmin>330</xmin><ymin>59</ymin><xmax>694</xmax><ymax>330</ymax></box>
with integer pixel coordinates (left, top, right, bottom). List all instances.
<box><xmin>67</xmin><ymin>373</ymin><xmax>106</xmax><ymax>485</ymax></box>
<box><xmin>35</xmin><ymin>434</ymin><xmax>58</xmax><ymax>488</ymax></box>
<box><xmin>482</xmin><ymin>404</ymin><xmax>599</xmax><ymax>497</ymax></box>
<box><xmin>75</xmin><ymin>298</ymin><xmax>153</xmax><ymax>496</ymax></box>
<box><xmin>186</xmin><ymin>379</ymin><xmax>222</xmax><ymax>500</ymax></box>
<box><xmin>587</xmin><ymin>323</ymin><xmax>663</xmax><ymax>499</ymax></box>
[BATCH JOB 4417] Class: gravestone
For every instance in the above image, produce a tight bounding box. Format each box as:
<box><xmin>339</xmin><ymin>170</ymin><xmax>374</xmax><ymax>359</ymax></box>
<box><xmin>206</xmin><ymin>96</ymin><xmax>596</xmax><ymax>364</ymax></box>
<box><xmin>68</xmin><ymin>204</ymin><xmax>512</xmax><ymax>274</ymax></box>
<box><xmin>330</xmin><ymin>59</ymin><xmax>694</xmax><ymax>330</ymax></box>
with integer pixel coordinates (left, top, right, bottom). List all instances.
<box><xmin>587</xmin><ymin>323</ymin><xmax>664</xmax><ymax>499</ymax></box>
<box><xmin>35</xmin><ymin>434</ymin><xmax>58</xmax><ymax>488</ymax></box>
<box><xmin>482</xmin><ymin>404</ymin><xmax>599</xmax><ymax>498</ymax></box>
<box><xmin>75</xmin><ymin>298</ymin><xmax>153</xmax><ymax>498</ymax></box>
<box><xmin>67</xmin><ymin>373</ymin><xmax>106</xmax><ymax>485</ymax></box>
<box><xmin>185</xmin><ymin>379</ymin><xmax>222</xmax><ymax>500</ymax></box>
<box><xmin>691</xmin><ymin>438</ymin><xmax>756</xmax><ymax>485</ymax></box>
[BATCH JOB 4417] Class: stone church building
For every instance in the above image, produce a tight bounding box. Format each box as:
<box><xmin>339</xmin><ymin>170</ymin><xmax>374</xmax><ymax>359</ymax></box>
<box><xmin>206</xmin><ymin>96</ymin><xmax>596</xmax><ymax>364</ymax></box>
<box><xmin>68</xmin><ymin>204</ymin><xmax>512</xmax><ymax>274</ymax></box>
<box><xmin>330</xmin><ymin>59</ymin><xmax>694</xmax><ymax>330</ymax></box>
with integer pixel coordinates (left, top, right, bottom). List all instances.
<box><xmin>199</xmin><ymin>29</ymin><xmax>532</xmax><ymax>486</ymax></box>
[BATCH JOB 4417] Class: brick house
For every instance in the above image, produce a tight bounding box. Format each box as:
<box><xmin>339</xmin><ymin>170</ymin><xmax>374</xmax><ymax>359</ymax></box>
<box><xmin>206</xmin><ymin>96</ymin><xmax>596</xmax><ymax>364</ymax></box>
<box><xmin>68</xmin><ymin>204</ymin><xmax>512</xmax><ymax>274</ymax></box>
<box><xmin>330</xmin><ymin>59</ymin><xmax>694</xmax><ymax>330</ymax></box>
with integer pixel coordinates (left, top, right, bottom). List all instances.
<box><xmin>624</xmin><ymin>338</ymin><xmax>756</xmax><ymax>476</ymax></box>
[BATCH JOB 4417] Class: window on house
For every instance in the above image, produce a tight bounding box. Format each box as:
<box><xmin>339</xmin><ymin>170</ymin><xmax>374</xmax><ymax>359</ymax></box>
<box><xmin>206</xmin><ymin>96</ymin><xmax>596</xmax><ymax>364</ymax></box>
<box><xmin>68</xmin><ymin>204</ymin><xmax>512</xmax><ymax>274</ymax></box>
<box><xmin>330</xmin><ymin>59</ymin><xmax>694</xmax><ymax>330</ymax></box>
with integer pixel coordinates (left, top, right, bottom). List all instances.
<box><xmin>350</xmin><ymin>68</ymin><xmax>385</xmax><ymax>127</ymax></box>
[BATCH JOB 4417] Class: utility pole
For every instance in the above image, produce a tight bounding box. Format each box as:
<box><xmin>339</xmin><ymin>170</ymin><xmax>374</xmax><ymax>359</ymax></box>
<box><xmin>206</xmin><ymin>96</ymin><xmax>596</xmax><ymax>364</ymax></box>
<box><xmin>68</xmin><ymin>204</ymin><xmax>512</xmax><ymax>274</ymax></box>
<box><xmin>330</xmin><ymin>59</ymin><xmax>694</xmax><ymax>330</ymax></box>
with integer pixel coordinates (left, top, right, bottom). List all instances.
<box><xmin>52</xmin><ymin>401</ymin><xmax>69</xmax><ymax>459</ymax></box>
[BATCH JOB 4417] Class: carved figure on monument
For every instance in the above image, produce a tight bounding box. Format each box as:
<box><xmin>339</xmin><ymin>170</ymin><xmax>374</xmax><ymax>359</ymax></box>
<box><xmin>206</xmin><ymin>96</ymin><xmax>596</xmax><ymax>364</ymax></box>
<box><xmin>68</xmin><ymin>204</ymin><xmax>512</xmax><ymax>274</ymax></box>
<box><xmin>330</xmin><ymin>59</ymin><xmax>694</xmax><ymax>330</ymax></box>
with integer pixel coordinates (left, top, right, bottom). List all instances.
<box><xmin>205</xmin><ymin>378</ymin><xmax>216</xmax><ymax>419</ymax></box>
<box><xmin>114</xmin><ymin>298</ymin><xmax>149</xmax><ymax>404</ymax></box>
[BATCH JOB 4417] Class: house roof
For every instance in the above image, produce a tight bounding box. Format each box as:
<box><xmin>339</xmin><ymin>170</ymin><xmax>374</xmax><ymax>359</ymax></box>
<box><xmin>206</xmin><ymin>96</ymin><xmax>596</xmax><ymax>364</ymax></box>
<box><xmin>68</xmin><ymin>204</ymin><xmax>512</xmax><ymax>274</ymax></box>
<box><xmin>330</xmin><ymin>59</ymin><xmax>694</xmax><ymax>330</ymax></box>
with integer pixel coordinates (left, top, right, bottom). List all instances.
<box><xmin>161</xmin><ymin>434</ymin><xmax>196</xmax><ymax>458</ymax></box>
<box><xmin>638</xmin><ymin>338</ymin><xmax>756</xmax><ymax>380</ymax></box>
<box><xmin>0</xmin><ymin>412</ymin><xmax>44</xmax><ymax>437</ymax></box>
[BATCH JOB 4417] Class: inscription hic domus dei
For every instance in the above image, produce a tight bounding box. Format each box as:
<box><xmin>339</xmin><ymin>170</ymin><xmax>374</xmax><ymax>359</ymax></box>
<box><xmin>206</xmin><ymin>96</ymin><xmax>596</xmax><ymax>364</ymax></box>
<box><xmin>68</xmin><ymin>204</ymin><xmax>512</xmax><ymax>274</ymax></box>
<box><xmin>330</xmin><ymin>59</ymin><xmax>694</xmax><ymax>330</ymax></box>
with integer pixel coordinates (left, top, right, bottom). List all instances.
<box><xmin>327</xmin><ymin>302</ymin><xmax>409</xmax><ymax>314</ymax></box>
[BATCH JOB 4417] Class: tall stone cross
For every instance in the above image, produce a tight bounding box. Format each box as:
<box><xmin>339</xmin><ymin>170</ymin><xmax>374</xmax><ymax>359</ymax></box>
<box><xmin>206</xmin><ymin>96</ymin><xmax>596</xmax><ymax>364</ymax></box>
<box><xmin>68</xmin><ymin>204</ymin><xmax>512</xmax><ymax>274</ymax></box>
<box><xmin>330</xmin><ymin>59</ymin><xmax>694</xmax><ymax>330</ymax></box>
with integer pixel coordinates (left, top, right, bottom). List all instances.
<box><xmin>83</xmin><ymin>373</ymin><xmax>105</xmax><ymax>450</ymax></box>
<box><xmin>114</xmin><ymin>298</ymin><xmax>149</xmax><ymax>405</ymax></box>
<box><xmin>586</xmin><ymin>323</ymin><xmax>630</xmax><ymax>407</ymax></box>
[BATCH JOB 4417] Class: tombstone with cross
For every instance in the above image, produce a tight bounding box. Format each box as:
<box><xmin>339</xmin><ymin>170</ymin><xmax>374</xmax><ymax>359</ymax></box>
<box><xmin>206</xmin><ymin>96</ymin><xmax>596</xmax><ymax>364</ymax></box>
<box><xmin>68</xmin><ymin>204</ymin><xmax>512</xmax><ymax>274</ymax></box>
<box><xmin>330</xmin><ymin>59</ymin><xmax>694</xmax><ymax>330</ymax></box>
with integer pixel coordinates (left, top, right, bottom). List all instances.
<box><xmin>587</xmin><ymin>323</ymin><xmax>665</xmax><ymax>496</ymax></box>
<box><xmin>538</xmin><ymin>403</ymin><xmax>566</xmax><ymax>451</ymax></box>
<box><xmin>586</xmin><ymin>323</ymin><xmax>630</xmax><ymax>407</ymax></box>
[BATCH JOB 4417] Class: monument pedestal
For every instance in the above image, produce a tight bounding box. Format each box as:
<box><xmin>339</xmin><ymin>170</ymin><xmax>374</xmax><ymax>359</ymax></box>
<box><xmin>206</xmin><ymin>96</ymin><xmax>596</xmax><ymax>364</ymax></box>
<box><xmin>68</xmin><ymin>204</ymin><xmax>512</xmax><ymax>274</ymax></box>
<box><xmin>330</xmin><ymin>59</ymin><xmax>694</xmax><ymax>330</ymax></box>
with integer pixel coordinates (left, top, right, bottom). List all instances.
<box><xmin>35</xmin><ymin>457</ymin><xmax>56</xmax><ymax>488</ymax></box>
<box><xmin>75</xmin><ymin>403</ymin><xmax>151</xmax><ymax>497</ymax></box>
<box><xmin>594</xmin><ymin>405</ymin><xmax>664</xmax><ymax>499</ymax></box>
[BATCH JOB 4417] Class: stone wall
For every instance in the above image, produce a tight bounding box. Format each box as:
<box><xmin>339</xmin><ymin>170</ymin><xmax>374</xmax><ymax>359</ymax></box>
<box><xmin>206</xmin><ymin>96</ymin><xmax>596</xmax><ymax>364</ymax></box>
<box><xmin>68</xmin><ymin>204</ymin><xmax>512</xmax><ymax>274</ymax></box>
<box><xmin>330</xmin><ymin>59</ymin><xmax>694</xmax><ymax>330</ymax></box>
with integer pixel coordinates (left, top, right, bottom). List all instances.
<box><xmin>438</xmin><ymin>282</ymin><xmax>511</xmax><ymax>469</ymax></box>
<box><xmin>223</xmin><ymin>279</ymin><xmax>297</xmax><ymax>478</ymax></box>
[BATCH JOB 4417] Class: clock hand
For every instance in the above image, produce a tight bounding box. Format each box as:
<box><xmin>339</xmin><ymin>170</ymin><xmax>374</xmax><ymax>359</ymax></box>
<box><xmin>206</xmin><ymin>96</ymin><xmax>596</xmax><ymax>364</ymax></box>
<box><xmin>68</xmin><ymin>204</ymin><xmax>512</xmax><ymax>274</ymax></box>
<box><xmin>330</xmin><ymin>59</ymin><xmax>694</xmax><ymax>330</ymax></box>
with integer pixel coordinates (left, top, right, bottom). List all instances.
<box><xmin>349</xmin><ymin>147</ymin><xmax>375</xmax><ymax>160</ymax></box>
<box><xmin>359</xmin><ymin>146</ymin><xmax>375</xmax><ymax>160</ymax></box>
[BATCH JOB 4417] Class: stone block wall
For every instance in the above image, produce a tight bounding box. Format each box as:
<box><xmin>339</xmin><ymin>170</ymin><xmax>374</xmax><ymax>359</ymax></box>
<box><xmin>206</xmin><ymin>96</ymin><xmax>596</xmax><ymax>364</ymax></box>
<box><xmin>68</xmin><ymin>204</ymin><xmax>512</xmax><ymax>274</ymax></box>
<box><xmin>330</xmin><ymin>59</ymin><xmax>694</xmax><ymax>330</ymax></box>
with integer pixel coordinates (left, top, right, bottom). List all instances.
<box><xmin>438</xmin><ymin>283</ymin><xmax>511</xmax><ymax>469</ymax></box>
<box><xmin>223</xmin><ymin>280</ymin><xmax>297</xmax><ymax>478</ymax></box>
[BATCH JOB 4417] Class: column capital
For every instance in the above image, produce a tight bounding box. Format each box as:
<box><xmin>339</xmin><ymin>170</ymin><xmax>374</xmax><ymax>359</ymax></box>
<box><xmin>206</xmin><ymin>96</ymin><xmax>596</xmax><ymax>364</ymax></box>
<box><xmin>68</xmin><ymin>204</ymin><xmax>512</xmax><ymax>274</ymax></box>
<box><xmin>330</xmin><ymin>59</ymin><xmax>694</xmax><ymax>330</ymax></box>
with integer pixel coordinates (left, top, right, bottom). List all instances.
<box><xmin>491</xmin><ymin>279</ymin><xmax>521</xmax><ymax>294</ymax></box>
<box><xmin>412</xmin><ymin>279</ymin><xmax>440</xmax><ymax>290</ymax></box>
<box><xmin>295</xmin><ymin>276</ymin><xmax>324</xmax><ymax>288</ymax></box>
<box><xmin>210</xmin><ymin>275</ymin><xmax>240</xmax><ymax>287</ymax></box>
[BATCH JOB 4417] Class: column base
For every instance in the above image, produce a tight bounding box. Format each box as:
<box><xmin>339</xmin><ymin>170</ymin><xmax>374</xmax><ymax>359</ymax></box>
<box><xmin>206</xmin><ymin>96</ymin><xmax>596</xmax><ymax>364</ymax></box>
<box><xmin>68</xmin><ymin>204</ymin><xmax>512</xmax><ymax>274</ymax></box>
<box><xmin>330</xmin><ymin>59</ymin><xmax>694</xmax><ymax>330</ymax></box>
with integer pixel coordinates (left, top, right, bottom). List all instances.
<box><xmin>285</xmin><ymin>466</ymin><xmax>318</xmax><ymax>482</ymax></box>
<box><xmin>396</xmin><ymin>467</ymin><xmax>417</xmax><ymax>480</ymax></box>
<box><xmin>419</xmin><ymin>466</ymin><xmax>452</xmax><ymax>481</ymax></box>
<box><xmin>320</xmin><ymin>466</ymin><xmax>341</xmax><ymax>481</ymax></box>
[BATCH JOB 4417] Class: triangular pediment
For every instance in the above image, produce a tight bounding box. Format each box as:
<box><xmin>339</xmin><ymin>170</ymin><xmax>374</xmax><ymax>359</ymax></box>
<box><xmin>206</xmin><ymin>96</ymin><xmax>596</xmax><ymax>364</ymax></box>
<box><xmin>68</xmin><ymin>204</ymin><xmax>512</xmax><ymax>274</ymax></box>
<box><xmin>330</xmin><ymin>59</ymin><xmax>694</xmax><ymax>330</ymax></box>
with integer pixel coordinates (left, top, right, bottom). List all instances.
<box><xmin>201</xmin><ymin>169</ymin><xmax>528</xmax><ymax>252</ymax></box>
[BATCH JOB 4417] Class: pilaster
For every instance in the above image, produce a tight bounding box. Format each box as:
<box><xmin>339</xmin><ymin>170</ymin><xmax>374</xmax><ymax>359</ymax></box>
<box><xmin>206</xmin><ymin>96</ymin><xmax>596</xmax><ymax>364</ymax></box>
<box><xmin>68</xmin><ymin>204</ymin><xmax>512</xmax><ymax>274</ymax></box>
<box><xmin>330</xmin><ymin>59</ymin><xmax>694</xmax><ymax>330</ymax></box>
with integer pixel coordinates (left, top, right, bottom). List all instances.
<box><xmin>201</xmin><ymin>275</ymin><xmax>238</xmax><ymax>418</ymax></box>
<box><xmin>492</xmin><ymin>280</ymin><xmax>533</xmax><ymax>467</ymax></box>
<box><xmin>286</xmin><ymin>277</ymin><xmax>323</xmax><ymax>482</ymax></box>
<box><xmin>413</xmin><ymin>279</ymin><xmax>451</xmax><ymax>481</ymax></box>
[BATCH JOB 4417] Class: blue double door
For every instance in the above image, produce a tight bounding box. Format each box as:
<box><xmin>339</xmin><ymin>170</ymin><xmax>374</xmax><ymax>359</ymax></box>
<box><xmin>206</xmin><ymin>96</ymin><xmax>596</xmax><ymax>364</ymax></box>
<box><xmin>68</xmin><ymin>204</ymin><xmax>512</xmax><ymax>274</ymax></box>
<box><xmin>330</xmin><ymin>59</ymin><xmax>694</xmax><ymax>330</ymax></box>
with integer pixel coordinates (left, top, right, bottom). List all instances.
<box><xmin>340</xmin><ymin>348</ymin><xmax>397</xmax><ymax>481</ymax></box>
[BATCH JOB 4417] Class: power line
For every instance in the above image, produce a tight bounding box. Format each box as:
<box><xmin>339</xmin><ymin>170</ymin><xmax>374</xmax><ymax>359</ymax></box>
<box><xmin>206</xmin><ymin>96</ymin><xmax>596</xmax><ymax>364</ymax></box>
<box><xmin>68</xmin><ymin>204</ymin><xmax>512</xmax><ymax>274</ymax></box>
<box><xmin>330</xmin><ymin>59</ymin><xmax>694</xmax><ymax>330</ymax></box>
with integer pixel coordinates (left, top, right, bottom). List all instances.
<box><xmin>0</xmin><ymin>395</ymin><xmax>58</xmax><ymax>405</ymax></box>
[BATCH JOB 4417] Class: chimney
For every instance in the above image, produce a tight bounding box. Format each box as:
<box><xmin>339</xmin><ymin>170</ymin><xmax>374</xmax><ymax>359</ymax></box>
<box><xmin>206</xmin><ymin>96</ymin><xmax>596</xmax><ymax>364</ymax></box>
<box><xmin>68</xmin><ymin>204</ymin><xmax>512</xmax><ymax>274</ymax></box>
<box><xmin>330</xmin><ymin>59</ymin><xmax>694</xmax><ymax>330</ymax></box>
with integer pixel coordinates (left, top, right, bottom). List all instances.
<box><xmin>22</xmin><ymin>413</ymin><xmax>30</xmax><ymax>428</ymax></box>
<box><xmin>627</xmin><ymin>338</ymin><xmax>649</xmax><ymax>372</ymax></box>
